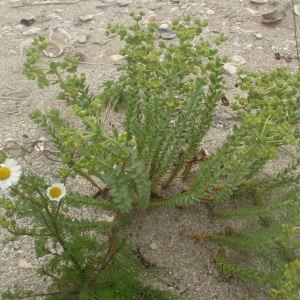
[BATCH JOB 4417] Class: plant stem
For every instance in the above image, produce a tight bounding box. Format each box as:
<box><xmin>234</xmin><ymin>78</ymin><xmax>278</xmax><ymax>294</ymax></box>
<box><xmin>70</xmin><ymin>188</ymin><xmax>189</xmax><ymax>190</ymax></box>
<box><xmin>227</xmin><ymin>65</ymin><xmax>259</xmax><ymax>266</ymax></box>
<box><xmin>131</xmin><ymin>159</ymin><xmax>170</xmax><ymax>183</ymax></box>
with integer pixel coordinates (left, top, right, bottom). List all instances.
<box><xmin>89</xmin><ymin>227</ymin><xmax>118</xmax><ymax>285</ymax></box>
<box><xmin>31</xmin><ymin>187</ymin><xmax>85</xmax><ymax>279</ymax></box>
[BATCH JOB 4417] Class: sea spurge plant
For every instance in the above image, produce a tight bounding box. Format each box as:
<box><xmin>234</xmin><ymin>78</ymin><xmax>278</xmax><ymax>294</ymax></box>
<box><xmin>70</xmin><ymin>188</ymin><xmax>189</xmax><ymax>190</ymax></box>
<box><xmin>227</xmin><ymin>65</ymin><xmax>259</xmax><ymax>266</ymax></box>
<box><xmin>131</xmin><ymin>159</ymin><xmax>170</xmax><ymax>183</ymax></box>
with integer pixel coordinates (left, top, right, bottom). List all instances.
<box><xmin>186</xmin><ymin>187</ymin><xmax>300</xmax><ymax>299</ymax></box>
<box><xmin>29</xmin><ymin>108</ymin><xmax>151</xmax><ymax>213</ymax></box>
<box><xmin>106</xmin><ymin>15</ymin><xmax>226</xmax><ymax>185</ymax></box>
<box><xmin>23</xmin><ymin>14</ymin><xmax>299</xmax><ymax>214</ymax></box>
<box><xmin>155</xmin><ymin>67</ymin><xmax>299</xmax><ymax>208</ymax></box>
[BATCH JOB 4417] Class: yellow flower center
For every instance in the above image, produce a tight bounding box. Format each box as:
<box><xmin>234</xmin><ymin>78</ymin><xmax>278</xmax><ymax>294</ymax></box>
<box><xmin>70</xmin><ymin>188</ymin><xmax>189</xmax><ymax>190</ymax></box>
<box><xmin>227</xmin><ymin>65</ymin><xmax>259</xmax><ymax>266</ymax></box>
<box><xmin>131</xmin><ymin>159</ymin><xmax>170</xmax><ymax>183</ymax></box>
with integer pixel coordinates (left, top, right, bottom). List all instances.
<box><xmin>0</xmin><ymin>166</ymin><xmax>11</xmax><ymax>180</ymax></box>
<box><xmin>49</xmin><ymin>187</ymin><xmax>62</xmax><ymax>199</ymax></box>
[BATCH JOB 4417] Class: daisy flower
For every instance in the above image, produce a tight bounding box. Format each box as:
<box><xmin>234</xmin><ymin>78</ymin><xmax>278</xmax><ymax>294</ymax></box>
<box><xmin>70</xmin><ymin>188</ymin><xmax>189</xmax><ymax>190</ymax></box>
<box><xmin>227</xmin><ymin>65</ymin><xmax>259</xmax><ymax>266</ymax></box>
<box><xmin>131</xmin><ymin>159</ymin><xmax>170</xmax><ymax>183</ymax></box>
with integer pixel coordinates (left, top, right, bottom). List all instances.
<box><xmin>0</xmin><ymin>159</ymin><xmax>22</xmax><ymax>190</ymax></box>
<box><xmin>46</xmin><ymin>183</ymin><xmax>66</xmax><ymax>201</ymax></box>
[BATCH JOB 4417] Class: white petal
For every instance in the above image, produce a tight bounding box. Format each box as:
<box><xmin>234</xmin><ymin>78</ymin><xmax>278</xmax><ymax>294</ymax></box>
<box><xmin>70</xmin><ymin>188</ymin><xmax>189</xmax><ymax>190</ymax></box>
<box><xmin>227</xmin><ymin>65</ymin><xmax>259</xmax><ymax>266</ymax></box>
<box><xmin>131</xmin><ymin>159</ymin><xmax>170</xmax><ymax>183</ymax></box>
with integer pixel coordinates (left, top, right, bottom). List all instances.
<box><xmin>5</xmin><ymin>159</ymin><xmax>18</xmax><ymax>167</ymax></box>
<box><xmin>0</xmin><ymin>180</ymin><xmax>12</xmax><ymax>190</ymax></box>
<box><xmin>10</xmin><ymin>176</ymin><xmax>20</xmax><ymax>184</ymax></box>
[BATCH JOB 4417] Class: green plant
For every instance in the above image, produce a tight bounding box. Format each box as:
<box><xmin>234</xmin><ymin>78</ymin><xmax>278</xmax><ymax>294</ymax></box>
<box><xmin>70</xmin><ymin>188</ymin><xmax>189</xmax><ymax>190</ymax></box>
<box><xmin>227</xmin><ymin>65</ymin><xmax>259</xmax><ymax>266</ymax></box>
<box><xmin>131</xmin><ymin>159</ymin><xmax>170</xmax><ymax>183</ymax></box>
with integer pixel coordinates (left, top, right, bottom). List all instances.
<box><xmin>0</xmin><ymin>154</ymin><xmax>178</xmax><ymax>299</ymax></box>
<box><xmin>15</xmin><ymin>12</ymin><xmax>300</xmax><ymax>299</ymax></box>
<box><xmin>23</xmin><ymin>14</ymin><xmax>299</xmax><ymax>214</ymax></box>
<box><xmin>185</xmin><ymin>176</ymin><xmax>300</xmax><ymax>299</ymax></box>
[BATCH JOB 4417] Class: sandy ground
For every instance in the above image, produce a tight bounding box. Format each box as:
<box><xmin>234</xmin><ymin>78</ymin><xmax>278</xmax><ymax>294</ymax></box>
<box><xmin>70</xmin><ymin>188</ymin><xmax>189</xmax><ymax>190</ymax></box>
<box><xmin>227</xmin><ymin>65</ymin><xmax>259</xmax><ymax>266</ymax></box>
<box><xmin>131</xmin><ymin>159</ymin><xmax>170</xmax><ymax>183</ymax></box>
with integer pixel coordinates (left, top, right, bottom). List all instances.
<box><xmin>0</xmin><ymin>0</ymin><xmax>299</xmax><ymax>298</ymax></box>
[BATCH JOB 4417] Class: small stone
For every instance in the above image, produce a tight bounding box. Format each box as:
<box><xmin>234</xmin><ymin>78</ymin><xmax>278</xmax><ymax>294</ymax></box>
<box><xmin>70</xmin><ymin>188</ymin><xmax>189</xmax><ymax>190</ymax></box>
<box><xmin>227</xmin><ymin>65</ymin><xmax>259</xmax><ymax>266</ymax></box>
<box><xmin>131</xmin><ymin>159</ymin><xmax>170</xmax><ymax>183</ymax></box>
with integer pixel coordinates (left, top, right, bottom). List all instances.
<box><xmin>109</xmin><ymin>54</ymin><xmax>126</xmax><ymax>63</ymax></box>
<box><xmin>53</xmin><ymin>9</ymin><xmax>64</xmax><ymax>13</ymax></box>
<box><xmin>74</xmin><ymin>31</ymin><xmax>89</xmax><ymax>43</ymax></box>
<box><xmin>34</xmin><ymin>137</ymin><xmax>48</xmax><ymax>152</ymax></box>
<box><xmin>294</xmin><ymin>5</ymin><xmax>300</xmax><ymax>16</ymax></box>
<box><xmin>230</xmin><ymin>55</ymin><xmax>246</xmax><ymax>66</ymax></box>
<box><xmin>251</xmin><ymin>0</ymin><xmax>267</xmax><ymax>3</ymax></box>
<box><xmin>12</xmin><ymin>245</ymin><xmax>20</xmax><ymax>251</ymax></box>
<box><xmin>149</xmin><ymin>242</ymin><xmax>158</xmax><ymax>250</ymax></box>
<box><xmin>255</xmin><ymin>33</ymin><xmax>263</xmax><ymax>39</ymax></box>
<box><xmin>79</xmin><ymin>14</ymin><xmax>94</xmax><ymax>22</ymax></box>
<box><xmin>206</xmin><ymin>9</ymin><xmax>215</xmax><ymax>15</ymax></box>
<box><xmin>245</xmin><ymin>7</ymin><xmax>258</xmax><ymax>15</ymax></box>
<box><xmin>117</xmin><ymin>0</ymin><xmax>132</xmax><ymax>6</ymax></box>
<box><xmin>99</xmin><ymin>214</ymin><xmax>114</xmax><ymax>222</ymax></box>
<box><xmin>261</xmin><ymin>6</ymin><xmax>286</xmax><ymax>25</ymax></box>
<box><xmin>158</xmin><ymin>26</ymin><xmax>176</xmax><ymax>40</ymax></box>
<box><xmin>96</xmin><ymin>1</ymin><xmax>110</xmax><ymax>8</ymax></box>
<box><xmin>20</xmin><ymin>18</ymin><xmax>35</xmax><ymax>26</ymax></box>
<box><xmin>223</xmin><ymin>63</ymin><xmax>237</xmax><ymax>76</ymax></box>
<box><xmin>159</xmin><ymin>23</ymin><xmax>170</xmax><ymax>30</ymax></box>
<box><xmin>22</xmin><ymin>27</ymin><xmax>41</xmax><ymax>36</ymax></box>
<box><xmin>17</xmin><ymin>259</ymin><xmax>33</xmax><ymax>269</ymax></box>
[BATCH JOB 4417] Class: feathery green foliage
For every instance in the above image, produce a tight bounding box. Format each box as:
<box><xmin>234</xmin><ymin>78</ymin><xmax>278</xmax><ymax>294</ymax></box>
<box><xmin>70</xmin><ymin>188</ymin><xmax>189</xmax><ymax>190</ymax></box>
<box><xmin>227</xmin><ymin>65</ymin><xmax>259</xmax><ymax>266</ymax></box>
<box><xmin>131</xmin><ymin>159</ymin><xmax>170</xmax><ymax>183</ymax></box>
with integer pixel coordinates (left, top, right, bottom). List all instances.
<box><xmin>0</xmin><ymin>166</ymin><xmax>178</xmax><ymax>299</ymax></box>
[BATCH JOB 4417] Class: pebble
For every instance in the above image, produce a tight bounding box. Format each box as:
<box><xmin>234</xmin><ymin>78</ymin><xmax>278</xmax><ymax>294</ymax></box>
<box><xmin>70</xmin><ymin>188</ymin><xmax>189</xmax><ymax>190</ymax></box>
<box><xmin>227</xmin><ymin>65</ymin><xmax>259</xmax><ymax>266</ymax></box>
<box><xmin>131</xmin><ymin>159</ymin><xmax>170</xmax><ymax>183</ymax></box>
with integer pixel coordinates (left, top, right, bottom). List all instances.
<box><xmin>255</xmin><ymin>33</ymin><xmax>263</xmax><ymax>39</ymax></box>
<box><xmin>96</xmin><ymin>1</ymin><xmax>110</xmax><ymax>8</ymax></box>
<box><xmin>294</xmin><ymin>5</ymin><xmax>300</xmax><ymax>16</ymax></box>
<box><xmin>223</xmin><ymin>63</ymin><xmax>237</xmax><ymax>76</ymax></box>
<box><xmin>79</xmin><ymin>14</ymin><xmax>94</xmax><ymax>22</ymax></box>
<box><xmin>20</xmin><ymin>18</ymin><xmax>35</xmax><ymax>27</ymax></box>
<box><xmin>109</xmin><ymin>54</ymin><xmax>126</xmax><ymax>63</ymax></box>
<box><xmin>99</xmin><ymin>214</ymin><xmax>114</xmax><ymax>222</ymax></box>
<box><xmin>117</xmin><ymin>0</ymin><xmax>132</xmax><ymax>6</ymax></box>
<box><xmin>159</xmin><ymin>23</ymin><xmax>170</xmax><ymax>30</ymax></box>
<box><xmin>74</xmin><ymin>31</ymin><xmax>89</xmax><ymax>43</ymax></box>
<box><xmin>230</xmin><ymin>55</ymin><xmax>246</xmax><ymax>66</ymax></box>
<box><xmin>149</xmin><ymin>242</ymin><xmax>158</xmax><ymax>250</ymax></box>
<box><xmin>34</xmin><ymin>137</ymin><xmax>48</xmax><ymax>152</ymax></box>
<box><xmin>158</xmin><ymin>24</ymin><xmax>176</xmax><ymax>40</ymax></box>
<box><xmin>17</xmin><ymin>259</ymin><xmax>33</xmax><ymax>269</ymax></box>
<box><xmin>22</xmin><ymin>27</ymin><xmax>41</xmax><ymax>36</ymax></box>
<box><xmin>245</xmin><ymin>7</ymin><xmax>258</xmax><ymax>15</ymax></box>
<box><xmin>251</xmin><ymin>0</ymin><xmax>267</xmax><ymax>3</ymax></box>
<box><xmin>206</xmin><ymin>9</ymin><xmax>215</xmax><ymax>15</ymax></box>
